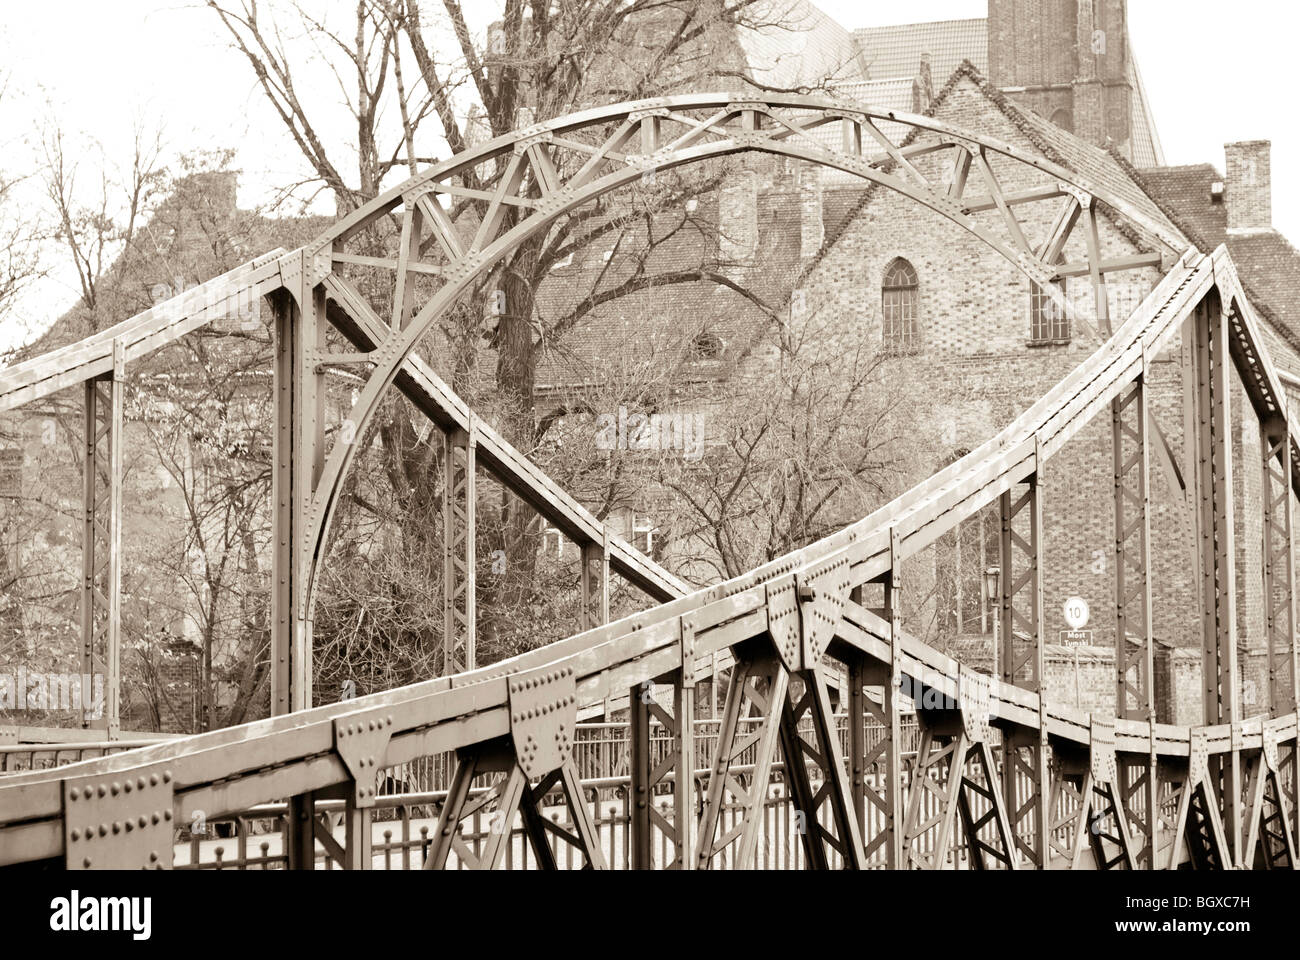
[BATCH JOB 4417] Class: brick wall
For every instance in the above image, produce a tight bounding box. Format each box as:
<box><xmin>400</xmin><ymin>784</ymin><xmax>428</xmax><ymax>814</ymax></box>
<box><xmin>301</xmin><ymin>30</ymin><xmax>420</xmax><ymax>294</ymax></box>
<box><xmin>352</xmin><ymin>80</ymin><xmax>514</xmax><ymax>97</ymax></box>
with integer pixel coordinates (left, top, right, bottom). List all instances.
<box><xmin>1225</xmin><ymin>140</ymin><xmax>1272</xmax><ymax>233</ymax></box>
<box><xmin>772</xmin><ymin>74</ymin><xmax>1299</xmax><ymax>724</ymax></box>
<box><xmin>987</xmin><ymin>0</ymin><xmax>1132</xmax><ymax>156</ymax></box>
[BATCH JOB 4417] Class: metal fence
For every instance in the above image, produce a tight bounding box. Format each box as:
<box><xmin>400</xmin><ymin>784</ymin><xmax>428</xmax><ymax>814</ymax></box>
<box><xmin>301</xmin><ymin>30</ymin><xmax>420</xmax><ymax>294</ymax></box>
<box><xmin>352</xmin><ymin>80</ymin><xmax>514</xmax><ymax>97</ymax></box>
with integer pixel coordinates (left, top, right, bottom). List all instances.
<box><xmin>0</xmin><ymin>740</ymin><xmax>162</xmax><ymax>772</ymax></box>
<box><xmin>373</xmin><ymin>713</ymin><xmax>923</xmax><ymax>796</ymax></box>
<box><xmin>3</xmin><ymin>718</ymin><xmax>1195</xmax><ymax>869</ymax></box>
<box><xmin>172</xmin><ymin>759</ymin><xmax>1145</xmax><ymax>870</ymax></box>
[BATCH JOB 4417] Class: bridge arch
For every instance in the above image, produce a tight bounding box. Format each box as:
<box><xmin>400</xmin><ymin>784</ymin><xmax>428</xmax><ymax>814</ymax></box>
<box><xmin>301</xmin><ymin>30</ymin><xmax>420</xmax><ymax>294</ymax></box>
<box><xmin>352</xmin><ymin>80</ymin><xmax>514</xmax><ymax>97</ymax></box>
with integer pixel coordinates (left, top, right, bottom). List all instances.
<box><xmin>292</xmin><ymin>92</ymin><xmax>1188</xmax><ymax>628</ymax></box>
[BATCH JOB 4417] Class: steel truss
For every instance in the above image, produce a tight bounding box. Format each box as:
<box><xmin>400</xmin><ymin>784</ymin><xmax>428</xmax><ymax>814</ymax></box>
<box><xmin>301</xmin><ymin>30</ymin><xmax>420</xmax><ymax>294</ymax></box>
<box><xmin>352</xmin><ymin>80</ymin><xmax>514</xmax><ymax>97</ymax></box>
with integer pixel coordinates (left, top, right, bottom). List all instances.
<box><xmin>1</xmin><ymin>96</ymin><xmax>1299</xmax><ymax>872</ymax></box>
<box><xmin>80</xmin><ymin>347</ymin><xmax>123</xmax><ymax>738</ymax></box>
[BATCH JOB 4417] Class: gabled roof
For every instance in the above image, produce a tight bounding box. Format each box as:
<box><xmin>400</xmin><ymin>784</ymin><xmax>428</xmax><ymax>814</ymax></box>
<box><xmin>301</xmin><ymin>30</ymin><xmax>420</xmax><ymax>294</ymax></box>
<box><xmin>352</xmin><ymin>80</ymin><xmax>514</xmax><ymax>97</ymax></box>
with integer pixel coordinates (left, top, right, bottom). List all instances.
<box><xmin>852</xmin><ymin>18</ymin><xmax>987</xmax><ymax>82</ymax></box>
<box><xmin>1134</xmin><ymin>164</ymin><xmax>1228</xmax><ymax>251</ymax></box>
<box><xmin>848</xmin><ymin>16</ymin><xmax>1164</xmax><ymax>167</ymax></box>
<box><xmin>1132</xmin><ymin>161</ymin><xmax>1300</xmax><ymax>355</ymax></box>
<box><xmin>806</xmin><ymin>61</ymin><xmax>1186</xmax><ymax>284</ymax></box>
<box><xmin>1003</xmin><ymin>90</ymin><xmax>1184</xmax><ymax>247</ymax></box>
<box><xmin>537</xmin><ymin>57</ymin><xmax>1187</xmax><ymax>400</ymax></box>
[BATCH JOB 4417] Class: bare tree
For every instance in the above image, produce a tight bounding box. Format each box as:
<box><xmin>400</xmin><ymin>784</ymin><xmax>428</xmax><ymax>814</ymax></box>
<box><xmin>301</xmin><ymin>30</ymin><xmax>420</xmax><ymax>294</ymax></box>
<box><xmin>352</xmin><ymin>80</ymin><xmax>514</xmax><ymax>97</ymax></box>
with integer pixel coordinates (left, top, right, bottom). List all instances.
<box><xmin>202</xmin><ymin>0</ymin><xmax>863</xmax><ymax>689</ymax></box>
<box><xmin>40</xmin><ymin>118</ymin><xmax>166</xmax><ymax>329</ymax></box>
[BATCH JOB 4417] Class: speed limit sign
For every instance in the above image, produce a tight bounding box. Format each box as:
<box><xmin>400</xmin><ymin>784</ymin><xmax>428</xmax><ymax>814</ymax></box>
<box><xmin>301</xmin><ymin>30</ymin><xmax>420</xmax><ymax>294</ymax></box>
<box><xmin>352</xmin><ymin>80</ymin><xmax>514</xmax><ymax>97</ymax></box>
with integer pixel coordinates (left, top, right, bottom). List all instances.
<box><xmin>1063</xmin><ymin>596</ymin><xmax>1090</xmax><ymax>630</ymax></box>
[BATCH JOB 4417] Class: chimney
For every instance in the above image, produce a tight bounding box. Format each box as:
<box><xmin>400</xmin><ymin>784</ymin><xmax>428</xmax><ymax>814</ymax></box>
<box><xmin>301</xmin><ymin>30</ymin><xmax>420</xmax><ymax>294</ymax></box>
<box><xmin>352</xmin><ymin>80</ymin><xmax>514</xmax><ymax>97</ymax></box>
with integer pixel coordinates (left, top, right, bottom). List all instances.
<box><xmin>799</xmin><ymin>163</ymin><xmax>823</xmax><ymax>259</ymax></box>
<box><xmin>911</xmin><ymin>53</ymin><xmax>934</xmax><ymax>114</ymax></box>
<box><xmin>1225</xmin><ymin>140</ymin><xmax>1272</xmax><ymax>233</ymax></box>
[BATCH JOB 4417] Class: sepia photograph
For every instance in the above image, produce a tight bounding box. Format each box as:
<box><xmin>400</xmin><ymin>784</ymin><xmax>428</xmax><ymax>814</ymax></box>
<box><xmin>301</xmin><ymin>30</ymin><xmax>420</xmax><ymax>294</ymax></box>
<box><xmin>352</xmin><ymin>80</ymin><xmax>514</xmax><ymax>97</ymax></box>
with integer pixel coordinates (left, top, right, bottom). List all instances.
<box><xmin>0</xmin><ymin>0</ymin><xmax>1296</xmax><ymax>938</ymax></box>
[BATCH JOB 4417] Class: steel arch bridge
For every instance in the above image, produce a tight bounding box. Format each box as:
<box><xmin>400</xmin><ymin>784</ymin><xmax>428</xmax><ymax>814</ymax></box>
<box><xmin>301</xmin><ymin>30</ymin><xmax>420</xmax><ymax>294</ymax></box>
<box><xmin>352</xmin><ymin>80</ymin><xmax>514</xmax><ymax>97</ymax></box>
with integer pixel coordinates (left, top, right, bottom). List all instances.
<box><xmin>0</xmin><ymin>94</ymin><xmax>1297</xmax><ymax>871</ymax></box>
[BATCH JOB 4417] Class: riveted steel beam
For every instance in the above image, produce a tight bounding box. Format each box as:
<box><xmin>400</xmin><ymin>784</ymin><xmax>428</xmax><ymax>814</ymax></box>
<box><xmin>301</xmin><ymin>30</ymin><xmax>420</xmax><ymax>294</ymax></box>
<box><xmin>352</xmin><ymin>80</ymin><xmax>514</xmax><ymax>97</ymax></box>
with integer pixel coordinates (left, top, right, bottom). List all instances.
<box><xmin>79</xmin><ymin>345</ymin><xmax>123</xmax><ymax>738</ymax></box>
<box><xmin>443</xmin><ymin>424</ymin><xmax>477</xmax><ymax>675</ymax></box>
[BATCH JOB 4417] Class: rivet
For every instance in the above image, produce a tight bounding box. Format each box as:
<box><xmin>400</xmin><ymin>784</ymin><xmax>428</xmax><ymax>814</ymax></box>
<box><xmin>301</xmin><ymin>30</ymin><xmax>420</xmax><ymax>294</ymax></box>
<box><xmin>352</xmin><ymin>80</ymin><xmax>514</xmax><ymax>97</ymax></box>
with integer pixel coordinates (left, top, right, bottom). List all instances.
<box><xmin>162</xmin><ymin>771</ymin><xmax>172</xmax><ymax>784</ymax></box>
<box><xmin>150</xmin><ymin>774</ymin><xmax>159</xmax><ymax>786</ymax></box>
<box><xmin>111</xmin><ymin>782</ymin><xmax>121</xmax><ymax>796</ymax></box>
<box><xmin>137</xmin><ymin>777</ymin><xmax>147</xmax><ymax>790</ymax></box>
<box><xmin>125</xmin><ymin>821</ymin><xmax>134</xmax><ymax>832</ymax></box>
<box><xmin>124</xmin><ymin>781</ymin><xmax>132</xmax><ymax>793</ymax></box>
<box><xmin>138</xmin><ymin>816</ymin><xmax>148</xmax><ymax>828</ymax></box>
<box><xmin>99</xmin><ymin>824</ymin><xmax>108</xmax><ymax>837</ymax></box>
<box><xmin>112</xmin><ymin>822</ymin><xmax>121</xmax><ymax>834</ymax></box>
<box><xmin>83</xmin><ymin>857</ymin><xmax>92</xmax><ymax>868</ymax></box>
<box><xmin>70</xmin><ymin>829</ymin><xmax>81</xmax><ymax>841</ymax></box>
<box><xmin>97</xmin><ymin>785</ymin><xmax>107</xmax><ymax>798</ymax></box>
<box><xmin>69</xmin><ymin>788</ymin><xmax>80</xmax><ymax>801</ymax></box>
<box><xmin>163</xmin><ymin>809</ymin><xmax>172</xmax><ymax>821</ymax></box>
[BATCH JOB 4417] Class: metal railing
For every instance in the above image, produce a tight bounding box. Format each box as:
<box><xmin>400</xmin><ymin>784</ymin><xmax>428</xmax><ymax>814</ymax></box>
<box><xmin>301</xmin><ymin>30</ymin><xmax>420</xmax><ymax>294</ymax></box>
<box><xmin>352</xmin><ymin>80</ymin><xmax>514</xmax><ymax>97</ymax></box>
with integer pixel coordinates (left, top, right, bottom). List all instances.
<box><xmin>0</xmin><ymin>740</ymin><xmax>166</xmax><ymax>772</ymax></box>
<box><xmin>8</xmin><ymin>718</ymin><xmax>1189</xmax><ymax>869</ymax></box>
<box><xmin>171</xmin><ymin>716</ymin><xmax>1187</xmax><ymax>870</ymax></box>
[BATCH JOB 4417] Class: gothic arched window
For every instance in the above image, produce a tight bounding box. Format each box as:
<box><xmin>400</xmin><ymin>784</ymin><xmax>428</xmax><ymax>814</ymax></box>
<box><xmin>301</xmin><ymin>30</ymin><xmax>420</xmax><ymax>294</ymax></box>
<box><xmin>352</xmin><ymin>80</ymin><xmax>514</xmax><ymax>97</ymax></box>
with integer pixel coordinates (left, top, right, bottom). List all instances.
<box><xmin>881</xmin><ymin>258</ymin><xmax>919</xmax><ymax>351</ymax></box>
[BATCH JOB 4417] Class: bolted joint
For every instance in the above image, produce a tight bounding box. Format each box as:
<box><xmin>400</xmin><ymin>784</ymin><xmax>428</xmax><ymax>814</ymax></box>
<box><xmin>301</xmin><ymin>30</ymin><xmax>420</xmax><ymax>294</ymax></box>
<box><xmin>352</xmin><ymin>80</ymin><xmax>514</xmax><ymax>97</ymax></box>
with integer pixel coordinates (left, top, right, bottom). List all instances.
<box><xmin>333</xmin><ymin>712</ymin><xmax>396</xmax><ymax>809</ymax></box>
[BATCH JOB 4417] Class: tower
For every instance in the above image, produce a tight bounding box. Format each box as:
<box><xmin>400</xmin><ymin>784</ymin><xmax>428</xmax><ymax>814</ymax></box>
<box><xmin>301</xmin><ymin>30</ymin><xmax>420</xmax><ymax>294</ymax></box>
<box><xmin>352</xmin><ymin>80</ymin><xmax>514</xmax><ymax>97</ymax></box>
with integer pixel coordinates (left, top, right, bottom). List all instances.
<box><xmin>988</xmin><ymin>0</ymin><xmax>1134</xmax><ymax>158</ymax></box>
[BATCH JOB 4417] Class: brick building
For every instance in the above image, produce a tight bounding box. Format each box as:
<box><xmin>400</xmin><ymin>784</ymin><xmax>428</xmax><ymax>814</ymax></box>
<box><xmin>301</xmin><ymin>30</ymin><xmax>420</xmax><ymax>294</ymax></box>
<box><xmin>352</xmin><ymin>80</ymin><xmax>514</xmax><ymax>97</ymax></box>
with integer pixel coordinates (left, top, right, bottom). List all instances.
<box><xmin>4</xmin><ymin>1</ymin><xmax>1298</xmax><ymax>731</ymax></box>
<box><xmin>537</xmin><ymin>1</ymin><xmax>1300</xmax><ymax>723</ymax></box>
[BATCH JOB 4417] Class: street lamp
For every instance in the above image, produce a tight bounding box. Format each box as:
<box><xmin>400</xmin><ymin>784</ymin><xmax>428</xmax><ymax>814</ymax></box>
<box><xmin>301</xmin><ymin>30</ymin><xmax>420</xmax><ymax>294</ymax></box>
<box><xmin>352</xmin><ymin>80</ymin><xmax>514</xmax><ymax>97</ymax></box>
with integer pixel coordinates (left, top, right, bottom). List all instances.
<box><xmin>984</xmin><ymin>567</ymin><xmax>1001</xmax><ymax>680</ymax></box>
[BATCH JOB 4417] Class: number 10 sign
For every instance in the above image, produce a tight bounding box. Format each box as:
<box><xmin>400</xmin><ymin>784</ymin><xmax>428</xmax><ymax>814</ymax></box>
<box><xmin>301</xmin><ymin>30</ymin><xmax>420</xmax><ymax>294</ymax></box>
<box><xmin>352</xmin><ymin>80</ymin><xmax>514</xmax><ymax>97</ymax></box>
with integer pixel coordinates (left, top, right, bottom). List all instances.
<box><xmin>1063</xmin><ymin>596</ymin><xmax>1090</xmax><ymax>630</ymax></box>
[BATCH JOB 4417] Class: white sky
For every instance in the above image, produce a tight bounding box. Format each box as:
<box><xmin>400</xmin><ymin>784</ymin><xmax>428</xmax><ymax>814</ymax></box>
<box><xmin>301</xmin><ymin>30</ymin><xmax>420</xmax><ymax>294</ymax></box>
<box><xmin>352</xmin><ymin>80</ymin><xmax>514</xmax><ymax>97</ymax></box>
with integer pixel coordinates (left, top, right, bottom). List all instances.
<box><xmin>1</xmin><ymin>0</ymin><xmax>1297</xmax><ymax>352</ymax></box>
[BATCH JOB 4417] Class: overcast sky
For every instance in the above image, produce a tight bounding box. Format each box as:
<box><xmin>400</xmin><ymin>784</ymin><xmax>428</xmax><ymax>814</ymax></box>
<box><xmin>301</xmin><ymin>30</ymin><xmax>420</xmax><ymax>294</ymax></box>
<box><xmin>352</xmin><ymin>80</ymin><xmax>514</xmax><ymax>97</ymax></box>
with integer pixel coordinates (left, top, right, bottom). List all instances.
<box><xmin>1</xmin><ymin>1</ymin><xmax>1297</xmax><ymax>352</ymax></box>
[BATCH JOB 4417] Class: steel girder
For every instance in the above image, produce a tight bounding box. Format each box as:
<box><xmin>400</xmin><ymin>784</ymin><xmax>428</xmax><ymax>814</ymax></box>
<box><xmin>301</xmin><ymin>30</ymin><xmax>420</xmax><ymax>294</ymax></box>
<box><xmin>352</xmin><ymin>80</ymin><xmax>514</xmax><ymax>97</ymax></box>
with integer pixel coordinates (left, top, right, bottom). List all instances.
<box><xmin>283</xmin><ymin>92</ymin><xmax>1188</xmax><ymax>706</ymax></box>
<box><xmin>5</xmin><ymin>94</ymin><xmax>1300</xmax><ymax>871</ymax></box>
<box><xmin>442</xmin><ymin>426</ymin><xmax>477</xmax><ymax>674</ymax></box>
<box><xmin>6</xmin><ymin>248</ymin><xmax>1300</xmax><ymax>872</ymax></box>
<box><xmin>0</xmin><ymin>92</ymin><xmax>1193</xmax><ymax>729</ymax></box>
<box><xmin>79</xmin><ymin>350</ymin><xmax>123</xmax><ymax>738</ymax></box>
<box><xmin>1111</xmin><ymin>372</ymin><xmax>1160</xmax><ymax>867</ymax></box>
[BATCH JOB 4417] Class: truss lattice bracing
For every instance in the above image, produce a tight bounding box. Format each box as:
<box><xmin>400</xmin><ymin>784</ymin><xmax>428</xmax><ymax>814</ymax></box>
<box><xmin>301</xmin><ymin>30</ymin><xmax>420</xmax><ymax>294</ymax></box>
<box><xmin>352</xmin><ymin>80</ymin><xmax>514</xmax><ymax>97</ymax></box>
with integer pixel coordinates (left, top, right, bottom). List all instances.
<box><xmin>80</xmin><ymin>352</ymin><xmax>123</xmax><ymax>738</ymax></box>
<box><xmin>1111</xmin><ymin>372</ymin><xmax>1160</xmax><ymax>867</ymax></box>
<box><xmin>442</xmin><ymin>427</ymin><xmax>476</xmax><ymax>674</ymax></box>
<box><xmin>2</xmin><ymin>95</ymin><xmax>1300</xmax><ymax>872</ymax></box>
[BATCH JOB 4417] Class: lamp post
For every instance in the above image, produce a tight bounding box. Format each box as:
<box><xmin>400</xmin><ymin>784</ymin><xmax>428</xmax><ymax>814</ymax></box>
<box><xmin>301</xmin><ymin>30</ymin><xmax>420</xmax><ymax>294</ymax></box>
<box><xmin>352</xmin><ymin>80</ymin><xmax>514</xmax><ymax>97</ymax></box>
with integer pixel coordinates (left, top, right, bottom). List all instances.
<box><xmin>984</xmin><ymin>566</ymin><xmax>1001</xmax><ymax>680</ymax></box>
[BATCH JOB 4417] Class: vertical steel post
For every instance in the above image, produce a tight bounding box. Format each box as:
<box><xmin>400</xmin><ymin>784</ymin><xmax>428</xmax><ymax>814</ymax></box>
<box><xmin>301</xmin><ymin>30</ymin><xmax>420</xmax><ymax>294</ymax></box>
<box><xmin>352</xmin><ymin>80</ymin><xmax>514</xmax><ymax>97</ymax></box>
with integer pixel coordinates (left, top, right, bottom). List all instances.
<box><xmin>673</xmin><ymin>669</ymin><xmax>697</xmax><ymax>870</ymax></box>
<box><xmin>580</xmin><ymin>537</ymin><xmax>609</xmax><ymax>632</ymax></box>
<box><xmin>105</xmin><ymin>345</ymin><xmax>122</xmax><ymax>739</ymax></box>
<box><xmin>847</xmin><ymin>587</ymin><xmax>868</xmax><ymax>839</ymax></box>
<box><xmin>342</xmin><ymin>796</ymin><xmax>371</xmax><ymax>870</ymax></box>
<box><xmin>80</xmin><ymin>381</ymin><xmax>97</xmax><ymax>728</ymax></box>
<box><xmin>1188</xmin><ymin>290</ymin><xmax>1242</xmax><ymax>864</ymax></box>
<box><xmin>270</xmin><ymin>259</ymin><xmax>325</xmax><ymax>867</ymax></box>
<box><xmin>80</xmin><ymin>343</ymin><xmax>123</xmax><ymax>738</ymax></box>
<box><xmin>442</xmin><ymin>424</ymin><xmax>477</xmax><ymax>674</ymax></box>
<box><xmin>269</xmin><ymin>272</ymin><xmax>323</xmax><ymax>716</ymax></box>
<box><xmin>287</xmin><ymin>791</ymin><xmax>316</xmax><ymax>870</ymax></box>
<box><xmin>1112</xmin><ymin>370</ymin><xmax>1158</xmax><ymax>867</ymax></box>
<box><xmin>628</xmin><ymin>679</ymin><xmax>652</xmax><ymax>869</ymax></box>
<box><xmin>876</xmin><ymin>531</ymin><xmax>905</xmax><ymax>868</ymax></box>
<box><xmin>996</xmin><ymin>445</ymin><xmax>1047</xmax><ymax>866</ymax></box>
<box><xmin>269</xmin><ymin>289</ymin><xmax>295</xmax><ymax>718</ymax></box>
<box><xmin>1261</xmin><ymin>415</ymin><xmax>1296</xmax><ymax>716</ymax></box>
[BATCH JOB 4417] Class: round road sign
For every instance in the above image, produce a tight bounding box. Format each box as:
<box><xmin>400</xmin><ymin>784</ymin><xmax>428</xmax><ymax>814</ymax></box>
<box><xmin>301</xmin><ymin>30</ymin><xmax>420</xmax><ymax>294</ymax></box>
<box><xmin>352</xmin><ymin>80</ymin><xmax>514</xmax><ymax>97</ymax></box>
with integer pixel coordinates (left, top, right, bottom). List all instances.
<box><xmin>1063</xmin><ymin>596</ymin><xmax>1090</xmax><ymax>630</ymax></box>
